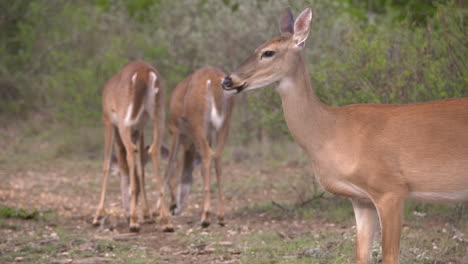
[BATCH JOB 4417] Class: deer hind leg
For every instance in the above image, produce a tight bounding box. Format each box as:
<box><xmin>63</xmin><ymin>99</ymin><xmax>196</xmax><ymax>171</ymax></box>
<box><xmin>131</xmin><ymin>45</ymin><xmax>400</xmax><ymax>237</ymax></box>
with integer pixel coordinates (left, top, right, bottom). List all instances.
<box><xmin>351</xmin><ymin>198</ymin><xmax>379</xmax><ymax>264</ymax></box>
<box><xmin>174</xmin><ymin>145</ymin><xmax>196</xmax><ymax>215</ymax></box>
<box><xmin>93</xmin><ymin>122</ymin><xmax>115</xmax><ymax>227</ymax></box>
<box><xmin>374</xmin><ymin>193</ymin><xmax>404</xmax><ymax>264</ymax></box>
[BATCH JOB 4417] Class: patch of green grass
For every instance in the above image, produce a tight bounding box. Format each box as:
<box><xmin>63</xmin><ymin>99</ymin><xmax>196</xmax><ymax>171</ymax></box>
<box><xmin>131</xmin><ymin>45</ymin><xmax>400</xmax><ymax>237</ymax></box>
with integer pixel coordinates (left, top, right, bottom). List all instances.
<box><xmin>0</xmin><ymin>206</ymin><xmax>58</xmax><ymax>225</ymax></box>
<box><xmin>404</xmin><ymin>201</ymin><xmax>467</xmax><ymax>225</ymax></box>
<box><xmin>239</xmin><ymin>230</ymin><xmax>355</xmax><ymax>264</ymax></box>
<box><xmin>0</xmin><ymin>205</ymin><xmax>39</xmax><ymax>220</ymax></box>
<box><xmin>400</xmin><ymin>225</ymin><xmax>468</xmax><ymax>264</ymax></box>
<box><xmin>235</xmin><ymin>197</ymin><xmax>355</xmax><ymax>224</ymax></box>
<box><xmin>0</xmin><ymin>224</ymin><xmax>157</xmax><ymax>264</ymax></box>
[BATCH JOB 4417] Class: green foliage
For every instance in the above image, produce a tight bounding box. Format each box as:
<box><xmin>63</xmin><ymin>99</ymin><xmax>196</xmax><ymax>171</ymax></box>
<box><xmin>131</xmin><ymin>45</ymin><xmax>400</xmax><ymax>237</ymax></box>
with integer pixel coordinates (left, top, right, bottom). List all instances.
<box><xmin>313</xmin><ymin>3</ymin><xmax>467</xmax><ymax>107</ymax></box>
<box><xmin>0</xmin><ymin>0</ymin><xmax>466</xmax><ymax>143</ymax></box>
<box><xmin>0</xmin><ymin>205</ymin><xmax>38</xmax><ymax>220</ymax></box>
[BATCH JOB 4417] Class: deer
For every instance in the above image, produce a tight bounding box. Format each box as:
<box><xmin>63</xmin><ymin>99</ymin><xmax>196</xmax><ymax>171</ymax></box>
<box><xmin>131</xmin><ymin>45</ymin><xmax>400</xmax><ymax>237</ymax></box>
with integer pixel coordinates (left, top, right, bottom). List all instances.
<box><xmin>92</xmin><ymin>60</ymin><xmax>173</xmax><ymax>232</ymax></box>
<box><xmin>222</xmin><ymin>7</ymin><xmax>468</xmax><ymax>264</ymax></box>
<box><xmin>163</xmin><ymin>67</ymin><xmax>234</xmax><ymax>227</ymax></box>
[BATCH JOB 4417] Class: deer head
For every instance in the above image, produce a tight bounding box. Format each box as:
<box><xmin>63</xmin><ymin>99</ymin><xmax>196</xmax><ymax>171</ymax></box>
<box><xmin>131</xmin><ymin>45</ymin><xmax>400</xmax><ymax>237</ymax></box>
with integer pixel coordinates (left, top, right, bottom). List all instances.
<box><xmin>222</xmin><ymin>7</ymin><xmax>313</xmax><ymax>93</ymax></box>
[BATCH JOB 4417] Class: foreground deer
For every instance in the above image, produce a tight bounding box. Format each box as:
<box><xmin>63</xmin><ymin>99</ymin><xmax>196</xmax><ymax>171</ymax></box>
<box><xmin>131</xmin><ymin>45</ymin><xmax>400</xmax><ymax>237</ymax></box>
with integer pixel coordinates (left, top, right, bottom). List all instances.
<box><xmin>222</xmin><ymin>7</ymin><xmax>468</xmax><ymax>264</ymax></box>
<box><xmin>164</xmin><ymin>67</ymin><xmax>234</xmax><ymax>227</ymax></box>
<box><xmin>93</xmin><ymin>60</ymin><xmax>173</xmax><ymax>232</ymax></box>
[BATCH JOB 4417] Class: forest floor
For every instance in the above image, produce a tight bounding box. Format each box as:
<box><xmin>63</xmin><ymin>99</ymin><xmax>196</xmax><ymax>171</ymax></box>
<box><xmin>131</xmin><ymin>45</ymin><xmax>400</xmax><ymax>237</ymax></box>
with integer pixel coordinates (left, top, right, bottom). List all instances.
<box><xmin>0</xmin><ymin>120</ymin><xmax>467</xmax><ymax>264</ymax></box>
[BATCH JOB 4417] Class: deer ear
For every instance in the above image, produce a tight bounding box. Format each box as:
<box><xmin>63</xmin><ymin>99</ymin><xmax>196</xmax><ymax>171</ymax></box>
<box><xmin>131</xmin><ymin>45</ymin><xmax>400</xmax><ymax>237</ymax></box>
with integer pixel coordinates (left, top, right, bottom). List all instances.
<box><xmin>279</xmin><ymin>7</ymin><xmax>294</xmax><ymax>34</ymax></box>
<box><xmin>293</xmin><ymin>7</ymin><xmax>313</xmax><ymax>48</ymax></box>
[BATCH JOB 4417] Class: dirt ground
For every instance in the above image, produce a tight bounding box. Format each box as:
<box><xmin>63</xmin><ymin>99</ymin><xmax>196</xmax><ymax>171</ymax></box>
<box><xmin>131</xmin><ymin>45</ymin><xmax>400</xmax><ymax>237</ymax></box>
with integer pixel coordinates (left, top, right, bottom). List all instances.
<box><xmin>0</xmin><ymin>156</ymin><xmax>467</xmax><ymax>264</ymax></box>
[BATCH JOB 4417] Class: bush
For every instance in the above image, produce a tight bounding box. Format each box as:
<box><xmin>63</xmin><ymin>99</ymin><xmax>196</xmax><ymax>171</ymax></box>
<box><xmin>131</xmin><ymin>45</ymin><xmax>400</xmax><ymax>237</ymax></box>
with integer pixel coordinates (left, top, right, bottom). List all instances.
<box><xmin>0</xmin><ymin>0</ymin><xmax>466</xmax><ymax>144</ymax></box>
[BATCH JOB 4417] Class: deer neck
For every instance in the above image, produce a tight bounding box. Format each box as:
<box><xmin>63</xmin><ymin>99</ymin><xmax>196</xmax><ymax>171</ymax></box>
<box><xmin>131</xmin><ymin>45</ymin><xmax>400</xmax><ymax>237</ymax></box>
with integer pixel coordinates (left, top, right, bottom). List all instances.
<box><xmin>276</xmin><ymin>52</ymin><xmax>335</xmax><ymax>163</ymax></box>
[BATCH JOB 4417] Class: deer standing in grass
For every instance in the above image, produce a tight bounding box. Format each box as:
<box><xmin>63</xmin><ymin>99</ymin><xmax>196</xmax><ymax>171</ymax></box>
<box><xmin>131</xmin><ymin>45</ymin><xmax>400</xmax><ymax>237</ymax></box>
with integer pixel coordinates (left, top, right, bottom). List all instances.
<box><xmin>93</xmin><ymin>60</ymin><xmax>173</xmax><ymax>232</ymax></box>
<box><xmin>222</xmin><ymin>7</ymin><xmax>468</xmax><ymax>264</ymax></box>
<box><xmin>164</xmin><ymin>67</ymin><xmax>234</xmax><ymax>227</ymax></box>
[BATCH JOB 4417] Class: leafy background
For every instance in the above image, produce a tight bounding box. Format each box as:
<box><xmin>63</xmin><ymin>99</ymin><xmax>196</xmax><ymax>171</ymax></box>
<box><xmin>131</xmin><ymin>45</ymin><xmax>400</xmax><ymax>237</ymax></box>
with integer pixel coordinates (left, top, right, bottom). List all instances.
<box><xmin>0</xmin><ymin>0</ymin><xmax>467</xmax><ymax>151</ymax></box>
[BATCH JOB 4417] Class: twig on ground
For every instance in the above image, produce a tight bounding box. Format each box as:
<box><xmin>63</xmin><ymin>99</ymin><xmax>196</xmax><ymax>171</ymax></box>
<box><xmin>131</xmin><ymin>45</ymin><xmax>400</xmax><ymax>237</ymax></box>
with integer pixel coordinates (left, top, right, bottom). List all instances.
<box><xmin>297</xmin><ymin>192</ymin><xmax>325</xmax><ymax>207</ymax></box>
<box><xmin>271</xmin><ymin>200</ymin><xmax>294</xmax><ymax>214</ymax></box>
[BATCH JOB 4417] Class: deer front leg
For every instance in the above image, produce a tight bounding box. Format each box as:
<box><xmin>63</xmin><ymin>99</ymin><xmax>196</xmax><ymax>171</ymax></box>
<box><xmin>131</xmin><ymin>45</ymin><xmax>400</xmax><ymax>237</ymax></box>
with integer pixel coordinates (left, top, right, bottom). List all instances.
<box><xmin>114</xmin><ymin>136</ymin><xmax>130</xmax><ymax>219</ymax></box>
<box><xmin>174</xmin><ymin>147</ymin><xmax>195</xmax><ymax>215</ymax></box>
<box><xmin>351</xmin><ymin>198</ymin><xmax>379</xmax><ymax>264</ymax></box>
<box><xmin>161</xmin><ymin>133</ymin><xmax>180</xmax><ymax>215</ymax></box>
<box><xmin>136</xmin><ymin>133</ymin><xmax>152</xmax><ymax>223</ymax></box>
<box><xmin>198</xmin><ymin>139</ymin><xmax>213</xmax><ymax>228</ymax></box>
<box><xmin>120</xmin><ymin>128</ymin><xmax>140</xmax><ymax>232</ymax></box>
<box><xmin>375</xmin><ymin>193</ymin><xmax>404</xmax><ymax>264</ymax></box>
<box><xmin>213</xmin><ymin>120</ymin><xmax>230</xmax><ymax>226</ymax></box>
<box><xmin>214</xmin><ymin>156</ymin><xmax>224</xmax><ymax>226</ymax></box>
<box><xmin>169</xmin><ymin>149</ymin><xmax>183</xmax><ymax>212</ymax></box>
<box><xmin>93</xmin><ymin>123</ymin><xmax>114</xmax><ymax>227</ymax></box>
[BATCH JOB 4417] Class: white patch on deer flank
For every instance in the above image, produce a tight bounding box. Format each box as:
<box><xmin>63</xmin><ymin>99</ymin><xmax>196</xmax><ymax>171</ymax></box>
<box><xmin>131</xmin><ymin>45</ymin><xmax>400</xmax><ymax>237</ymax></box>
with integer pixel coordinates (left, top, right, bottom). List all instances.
<box><xmin>124</xmin><ymin>102</ymin><xmax>143</xmax><ymax>127</ymax></box>
<box><xmin>146</xmin><ymin>72</ymin><xmax>159</xmax><ymax>118</ymax></box>
<box><xmin>124</xmin><ymin>103</ymin><xmax>133</xmax><ymax>125</ymax></box>
<box><xmin>131</xmin><ymin>72</ymin><xmax>138</xmax><ymax>84</ymax></box>
<box><xmin>207</xmin><ymin>79</ymin><xmax>224</xmax><ymax>130</ymax></box>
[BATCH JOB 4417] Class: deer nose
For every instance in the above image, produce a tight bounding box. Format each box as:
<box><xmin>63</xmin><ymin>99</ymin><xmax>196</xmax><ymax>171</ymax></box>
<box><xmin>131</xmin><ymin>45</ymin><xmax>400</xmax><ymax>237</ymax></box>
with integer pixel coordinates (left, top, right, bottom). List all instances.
<box><xmin>222</xmin><ymin>76</ymin><xmax>233</xmax><ymax>89</ymax></box>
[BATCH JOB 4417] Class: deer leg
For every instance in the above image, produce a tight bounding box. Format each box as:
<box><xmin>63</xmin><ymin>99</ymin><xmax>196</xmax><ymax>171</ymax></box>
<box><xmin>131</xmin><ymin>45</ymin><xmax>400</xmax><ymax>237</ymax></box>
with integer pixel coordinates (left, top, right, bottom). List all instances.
<box><xmin>351</xmin><ymin>198</ymin><xmax>379</xmax><ymax>264</ymax></box>
<box><xmin>136</xmin><ymin>133</ymin><xmax>152</xmax><ymax>223</ymax></box>
<box><xmin>174</xmin><ymin>146</ymin><xmax>195</xmax><ymax>215</ymax></box>
<box><xmin>198</xmin><ymin>139</ymin><xmax>213</xmax><ymax>228</ymax></box>
<box><xmin>375</xmin><ymin>193</ymin><xmax>404</xmax><ymax>264</ymax></box>
<box><xmin>213</xmin><ymin>156</ymin><xmax>225</xmax><ymax>226</ymax></box>
<box><xmin>169</xmin><ymin>148</ymin><xmax>183</xmax><ymax>212</ymax></box>
<box><xmin>114</xmin><ymin>133</ymin><xmax>130</xmax><ymax>220</ymax></box>
<box><xmin>119</xmin><ymin>127</ymin><xmax>139</xmax><ymax>232</ymax></box>
<box><xmin>162</xmin><ymin>133</ymin><xmax>180</xmax><ymax>214</ymax></box>
<box><xmin>150</xmin><ymin>120</ymin><xmax>174</xmax><ymax>232</ymax></box>
<box><xmin>93</xmin><ymin>123</ymin><xmax>114</xmax><ymax>226</ymax></box>
<box><xmin>213</xmin><ymin>120</ymin><xmax>230</xmax><ymax>226</ymax></box>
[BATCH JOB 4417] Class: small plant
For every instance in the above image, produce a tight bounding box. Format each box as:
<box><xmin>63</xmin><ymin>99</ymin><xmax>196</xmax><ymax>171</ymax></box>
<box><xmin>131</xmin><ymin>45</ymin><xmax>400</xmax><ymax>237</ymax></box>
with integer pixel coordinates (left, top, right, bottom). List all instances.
<box><xmin>0</xmin><ymin>205</ymin><xmax>38</xmax><ymax>220</ymax></box>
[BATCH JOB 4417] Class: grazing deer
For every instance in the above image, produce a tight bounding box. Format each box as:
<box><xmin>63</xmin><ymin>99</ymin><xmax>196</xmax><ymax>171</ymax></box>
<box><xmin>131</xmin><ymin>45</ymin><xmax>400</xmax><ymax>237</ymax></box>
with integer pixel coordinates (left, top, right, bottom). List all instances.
<box><xmin>164</xmin><ymin>67</ymin><xmax>234</xmax><ymax>227</ymax></box>
<box><xmin>222</xmin><ymin>7</ymin><xmax>468</xmax><ymax>264</ymax></box>
<box><xmin>93</xmin><ymin>60</ymin><xmax>173</xmax><ymax>232</ymax></box>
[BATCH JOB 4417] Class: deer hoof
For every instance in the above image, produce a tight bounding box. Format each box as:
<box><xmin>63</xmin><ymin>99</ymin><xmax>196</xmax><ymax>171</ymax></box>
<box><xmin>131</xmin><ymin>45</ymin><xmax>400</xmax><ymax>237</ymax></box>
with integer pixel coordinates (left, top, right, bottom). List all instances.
<box><xmin>163</xmin><ymin>225</ymin><xmax>175</xmax><ymax>233</ymax></box>
<box><xmin>129</xmin><ymin>224</ymin><xmax>140</xmax><ymax>233</ymax></box>
<box><xmin>201</xmin><ymin>221</ymin><xmax>211</xmax><ymax>228</ymax></box>
<box><xmin>170</xmin><ymin>204</ymin><xmax>178</xmax><ymax>215</ymax></box>
<box><xmin>92</xmin><ymin>216</ymin><xmax>102</xmax><ymax>227</ymax></box>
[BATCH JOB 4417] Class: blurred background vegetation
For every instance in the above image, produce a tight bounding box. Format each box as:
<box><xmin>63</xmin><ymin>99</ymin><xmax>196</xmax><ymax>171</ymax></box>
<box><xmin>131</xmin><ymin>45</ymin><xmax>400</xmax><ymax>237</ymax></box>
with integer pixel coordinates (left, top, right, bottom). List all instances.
<box><xmin>0</xmin><ymin>0</ymin><xmax>467</xmax><ymax>159</ymax></box>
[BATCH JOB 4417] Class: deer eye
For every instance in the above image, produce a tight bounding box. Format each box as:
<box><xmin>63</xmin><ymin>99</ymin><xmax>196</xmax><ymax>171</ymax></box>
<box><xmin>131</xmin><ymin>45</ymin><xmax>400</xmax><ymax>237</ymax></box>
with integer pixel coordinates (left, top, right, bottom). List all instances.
<box><xmin>262</xmin><ymin>50</ymin><xmax>275</xmax><ymax>58</ymax></box>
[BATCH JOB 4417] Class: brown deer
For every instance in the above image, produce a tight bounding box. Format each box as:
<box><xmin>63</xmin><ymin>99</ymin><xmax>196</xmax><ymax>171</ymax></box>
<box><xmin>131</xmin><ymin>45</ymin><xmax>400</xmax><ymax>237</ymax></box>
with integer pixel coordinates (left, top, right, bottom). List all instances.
<box><xmin>222</xmin><ymin>7</ymin><xmax>468</xmax><ymax>264</ymax></box>
<box><xmin>164</xmin><ymin>67</ymin><xmax>234</xmax><ymax>227</ymax></box>
<box><xmin>93</xmin><ymin>60</ymin><xmax>173</xmax><ymax>232</ymax></box>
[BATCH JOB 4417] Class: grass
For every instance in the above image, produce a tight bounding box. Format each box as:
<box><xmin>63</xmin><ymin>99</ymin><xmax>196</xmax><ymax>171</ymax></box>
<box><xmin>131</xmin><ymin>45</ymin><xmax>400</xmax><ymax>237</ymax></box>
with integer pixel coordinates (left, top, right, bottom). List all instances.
<box><xmin>1</xmin><ymin>117</ymin><xmax>467</xmax><ymax>264</ymax></box>
<box><xmin>0</xmin><ymin>214</ymin><xmax>157</xmax><ymax>264</ymax></box>
<box><xmin>0</xmin><ymin>205</ymin><xmax>39</xmax><ymax>219</ymax></box>
<box><xmin>240</xmin><ymin>231</ymin><xmax>356</xmax><ymax>264</ymax></box>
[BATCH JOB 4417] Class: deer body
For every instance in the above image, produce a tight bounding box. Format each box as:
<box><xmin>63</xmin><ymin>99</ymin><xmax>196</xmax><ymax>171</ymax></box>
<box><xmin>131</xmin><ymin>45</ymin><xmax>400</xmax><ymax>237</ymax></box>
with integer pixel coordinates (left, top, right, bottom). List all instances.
<box><xmin>278</xmin><ymin>67</ymin><xmax>468</xmax><ymax>201</ymax></box>
<box><xmin>223</xmin><ymin>8</ymin><xmax>468</xmax><ymax>264</ymax></box>
<box><xmin>93</xmin><ymin>60</ymin><xmax>173</xmax><ymax>232</ymax></box>
<box><xmin>165</xmin><ymin>67</ymin><xmax>234</xmax><ymax>227</ymax></box>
